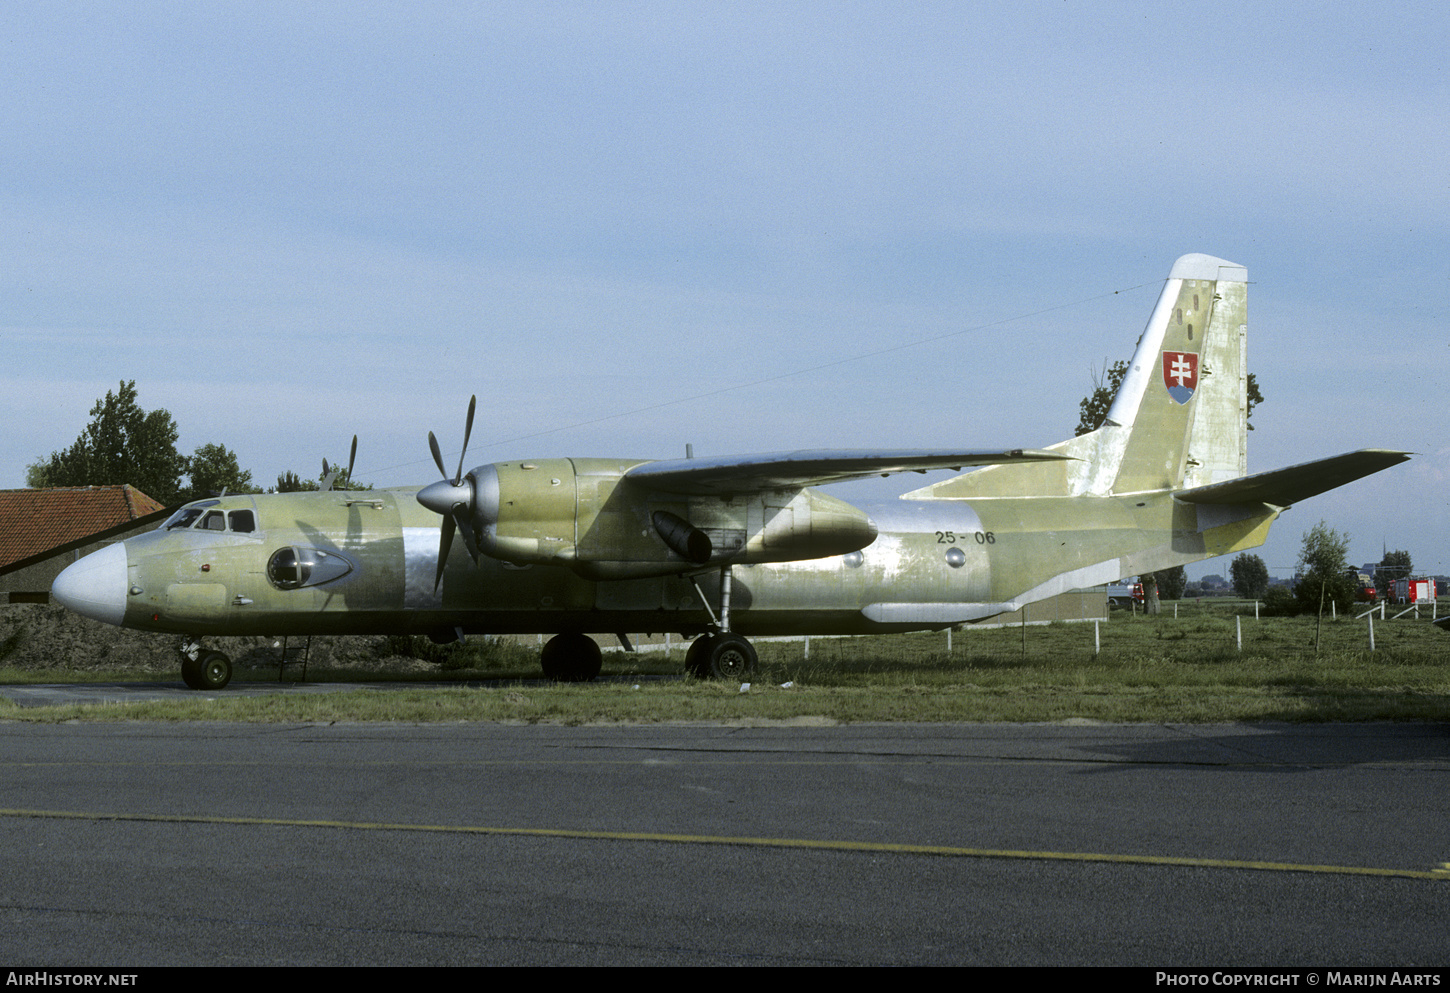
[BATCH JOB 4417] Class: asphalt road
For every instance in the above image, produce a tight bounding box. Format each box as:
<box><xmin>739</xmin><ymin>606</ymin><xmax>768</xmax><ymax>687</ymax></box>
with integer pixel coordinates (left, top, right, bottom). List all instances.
<box><xmin>2</xmin><ymin>718</ymin><xmax>1448</xmax><ymax>966</ymax></box>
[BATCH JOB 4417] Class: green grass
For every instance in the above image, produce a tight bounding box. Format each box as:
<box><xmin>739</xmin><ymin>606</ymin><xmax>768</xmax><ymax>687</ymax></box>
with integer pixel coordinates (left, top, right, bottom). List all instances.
<box><xmin>1</xmin><ymin>611</ymin><xmax>1446</xmax><ymax>724</ymax></box>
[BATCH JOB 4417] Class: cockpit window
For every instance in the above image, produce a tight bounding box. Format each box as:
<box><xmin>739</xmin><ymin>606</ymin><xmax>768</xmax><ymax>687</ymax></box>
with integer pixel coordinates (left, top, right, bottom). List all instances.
<box><xmin>161</xmin><ymin>501</ymin><xmax>258</xmax><ymax>534</ymax></box>
<box><xmin>164</xmin><ymin>508</ymin><xmax>206</xmax><ymax>530</ymax></box>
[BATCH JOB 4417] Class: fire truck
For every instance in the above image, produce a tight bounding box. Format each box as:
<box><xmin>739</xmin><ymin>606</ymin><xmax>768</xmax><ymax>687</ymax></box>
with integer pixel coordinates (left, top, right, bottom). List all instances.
<box><xmin>1393</xmin><ymin>578</ymin><xmax>1436</xmax><ymax>604</ymax></box>
<box><xmin>1106</xmin><ymin>580</ymin><xmax>1145</xmax><ymax>609</ymax></box>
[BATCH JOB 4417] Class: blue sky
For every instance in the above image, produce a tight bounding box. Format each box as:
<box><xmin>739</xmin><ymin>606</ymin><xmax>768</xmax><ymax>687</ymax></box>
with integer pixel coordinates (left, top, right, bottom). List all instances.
<box><xmin>3</xmin><ymin>1</ymin><xmax>1445</xmax><ymax>580</ymax></box>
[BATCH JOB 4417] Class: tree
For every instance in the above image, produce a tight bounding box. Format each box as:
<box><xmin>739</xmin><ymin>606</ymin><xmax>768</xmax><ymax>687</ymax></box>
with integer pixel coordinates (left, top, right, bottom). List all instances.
<box><xmin>1230</xmin><ymin>553</ymin><xmax>1270</xmax><ymax>599</ymax></box>
<box><xmin>1246</xmin><ymin>375</ymin><xmax>1264</xmax><ymax>430</ymax></box>
<box><xmin>1075</xmin><ymin>360</ymin><xmax>1129</xmax><ymax>437</ymax></box>
<box><xmin>26</xmin><ymin>381</ymin><xmax>189</xmax><ymax>504</ymax></box>
<box><xmin>1154</xmin><ymin>566</ymin><xmax>1186</xmax><ymax>600</ymax></box>
<box><xmin>184</xmin><ymin>443</ymin><xmax>257</xmax><ymax>501</ymax></box>
<box><xmin>271</xmin><ymin>470</ymin><xmax>319</xmax><ymax>493</ymax></box>
<box><xmin>1141</xmin><ymin>571</ymin><xmax>1161</xmax><ymax>614</ymax></box>
<box><xmin>1292</xmin><ymin>521</ymin><xmax>1357</xmax><ymax>616</ymax></box>
<box><xmin>268</xmin><ymin>462</ymin><xmax>370</xmax><ymax>493</ymax></box>
<box><xmin>1374</xmin><ymin>550</ymin><xmax>1413</xmax><ymax>599</ymax></box>
<box><xmin>1075</xmin><ymin>361</ymin><xmax>1261</xmax><ymax>436</ymax></box>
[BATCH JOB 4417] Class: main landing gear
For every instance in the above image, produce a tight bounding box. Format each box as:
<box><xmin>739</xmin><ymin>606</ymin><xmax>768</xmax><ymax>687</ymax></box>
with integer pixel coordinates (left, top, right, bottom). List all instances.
<box><xmin>537</xmin><ymin>564</ymin><xmax>759</xmax><ymax>683</ymax></box>
<box><xmin>684</xmin><ymin>632</ymin><xmax>758</xmax><ymax>679</ymax></box>
<box><xmin>683</xmin><ymin>565</ymin><xmax>758</xmax><ymax>680</ymax></box>
<box><xmin>540</xmin><ymin>632</ymin><xmax>602</xmax><ymax>683</ymax></box>
<box><xmin>178</xmin><ymin>637</ymin><xmax>232</xmax><ymax>690</ymax></box>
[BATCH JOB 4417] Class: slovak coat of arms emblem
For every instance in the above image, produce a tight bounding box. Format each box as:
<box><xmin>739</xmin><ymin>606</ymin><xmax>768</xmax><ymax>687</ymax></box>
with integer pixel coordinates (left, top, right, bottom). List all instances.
<box><xmin>1163</xmin><ymin>351</ymin><xmax>1198</xmax><ymax>405</ymax></box>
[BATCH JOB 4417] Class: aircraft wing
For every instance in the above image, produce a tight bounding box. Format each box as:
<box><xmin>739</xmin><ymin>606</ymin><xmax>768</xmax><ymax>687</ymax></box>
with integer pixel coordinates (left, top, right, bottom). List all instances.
<box><xmin>624</xmin><ymin>449</ymin><xmax>1072</xmax><ymax>495</ymax></box>
<box><xmin>1174</xmin><ymin>449</ymin><xmax>1411</xmax><ymax>509</ymax></box>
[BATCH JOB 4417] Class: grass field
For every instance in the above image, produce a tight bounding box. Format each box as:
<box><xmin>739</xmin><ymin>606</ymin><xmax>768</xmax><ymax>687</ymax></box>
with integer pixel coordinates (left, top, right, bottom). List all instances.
<box><xmin>1</xmin><ymin>601</ymin><xmax>1445</xmax><ymax>724</ymax></box>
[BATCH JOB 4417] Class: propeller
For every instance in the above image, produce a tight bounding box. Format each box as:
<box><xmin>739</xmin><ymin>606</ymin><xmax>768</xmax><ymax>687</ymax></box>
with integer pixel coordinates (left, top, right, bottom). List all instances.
<box><xmin>321</xmin><ymin>436</ymin><xmax>359</xmax><ymax>492</ymax></box>
<box><xmin>418</xmin><ymin>396</ymin><xmax>480</xmax><ymax>592</ymax></box>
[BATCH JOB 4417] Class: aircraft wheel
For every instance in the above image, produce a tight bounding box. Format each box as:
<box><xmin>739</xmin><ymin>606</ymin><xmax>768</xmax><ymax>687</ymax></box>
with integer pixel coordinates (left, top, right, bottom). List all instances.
<box><xmin>684</xmin><ymin>634</ymin><xmax>716</xmax><ymax>677</ymax></box>
<box><xmin>180</xmin><ymin>656</ymin><xmax>204</xmax><ymax>690</ymax></box>
<box><xmin>194</xmin><ymin>651</ymin><xmax>232</xmax><ymax>690</ymax></box>
<box><xmin>706</xmin><ymin>634</ymin><xmax>757</xmax><ymax>680</ymax></box>
<box><xmin>540</xmin><ymin>633</ymin><xmax>602</xmax><ymax>683</ymax></box>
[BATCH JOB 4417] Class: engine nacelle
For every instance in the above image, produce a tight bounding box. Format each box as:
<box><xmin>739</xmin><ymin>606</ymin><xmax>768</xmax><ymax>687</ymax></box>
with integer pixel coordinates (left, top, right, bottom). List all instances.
<box><xmin>439</xmin><ymin>457</ymin><xmax>878</xmax><ymax>580</ymax></box>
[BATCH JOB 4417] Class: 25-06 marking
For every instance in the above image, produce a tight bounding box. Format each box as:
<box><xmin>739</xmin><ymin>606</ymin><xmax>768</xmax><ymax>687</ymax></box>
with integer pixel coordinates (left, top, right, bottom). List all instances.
<box><xmin>935</xmin><ymin>531</ymin><xmax>995</xmax><ymax>544</ymax></box>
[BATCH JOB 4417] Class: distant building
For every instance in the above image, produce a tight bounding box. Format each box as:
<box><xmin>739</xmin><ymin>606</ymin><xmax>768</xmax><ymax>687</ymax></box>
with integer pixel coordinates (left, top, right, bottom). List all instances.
<box><xmin>0</xmin><ymin>486</ymin><xmax>168</xmax><ymax>603</ymax></box>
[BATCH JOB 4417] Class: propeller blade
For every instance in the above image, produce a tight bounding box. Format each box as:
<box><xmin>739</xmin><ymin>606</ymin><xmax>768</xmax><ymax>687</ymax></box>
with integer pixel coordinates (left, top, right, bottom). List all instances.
<box><xmin>320</xmin><ymin>458</ymin><xmax>337</xmax><ymax>492</ymax></box>
<box><xmin>426</xmin><ymin>395</ymin><xmax>483</xmax><ymax>590</ymax></box>
<box><xmin>451</xmin><ymin>503</ymin><xmax>480</xmax><ymax>564</ymax></box>
<box><xmin>346</xmin><ymin>435</ymin><xmax>358</xmax><ymax>483</ymax></box>
<box><xmin>455</xmin><ymin>395</ymin><xmax>477</xmax><ymax>485</ymax></box>
<box><xmin>434</xmin><ymin>514</ymin><xmax>456</xmax><ymax>593</ymax></box>
<box><xmin>428</xmin><ymin>431</ymin><xmax>448</xmax><ymax>480</ymax></box>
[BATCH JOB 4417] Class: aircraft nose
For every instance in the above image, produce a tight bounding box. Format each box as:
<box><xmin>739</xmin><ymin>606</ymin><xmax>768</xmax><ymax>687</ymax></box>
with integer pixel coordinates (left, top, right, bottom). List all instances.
<box><xmin>52</xmin><ymin>541</ymin><xmax>129</xmax><ymax>626</ymax></box>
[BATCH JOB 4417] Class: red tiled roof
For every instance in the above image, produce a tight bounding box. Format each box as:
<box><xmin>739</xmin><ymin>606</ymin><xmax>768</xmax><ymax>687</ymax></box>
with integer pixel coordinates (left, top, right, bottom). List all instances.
<box><xmin>0</xmin><ymin>486</ymin><xmax>166</xmax><ymax>568</ymax></box>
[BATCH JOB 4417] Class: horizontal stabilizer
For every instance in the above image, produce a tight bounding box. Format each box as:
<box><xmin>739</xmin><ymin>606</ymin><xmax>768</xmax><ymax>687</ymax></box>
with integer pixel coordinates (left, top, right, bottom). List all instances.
<box><xmin>1174</xmin><ymin>449</ymin><xmax>1410</xmax><ymax>509</ymax></box>
<box><xmin>626</xmin><ymin>449</ymin><xmax>1073</xmax><ymax>495</ymax></box>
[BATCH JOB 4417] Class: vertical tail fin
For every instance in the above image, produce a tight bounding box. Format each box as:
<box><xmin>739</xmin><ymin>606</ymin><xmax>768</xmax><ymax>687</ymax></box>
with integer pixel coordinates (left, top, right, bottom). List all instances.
<box><xmin>905</xmin><ymin>253</ymin><xmax>1248</xmax><ymax>500</ymax></box>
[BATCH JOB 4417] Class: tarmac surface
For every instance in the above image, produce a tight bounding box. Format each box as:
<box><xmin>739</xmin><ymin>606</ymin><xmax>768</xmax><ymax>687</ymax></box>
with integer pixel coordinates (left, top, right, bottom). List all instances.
<box><xmin>1</xmin><ymin>691</ymin><xmax>1448</xmax><ymax>966</ymax></box>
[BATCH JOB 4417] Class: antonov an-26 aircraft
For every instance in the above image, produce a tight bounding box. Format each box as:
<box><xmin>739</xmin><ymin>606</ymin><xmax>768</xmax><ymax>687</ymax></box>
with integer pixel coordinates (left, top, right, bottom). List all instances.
<box><xmin>52</xmin><ymin>254</ymin><xmax>1408</xmax><ymax>689</ymax></box>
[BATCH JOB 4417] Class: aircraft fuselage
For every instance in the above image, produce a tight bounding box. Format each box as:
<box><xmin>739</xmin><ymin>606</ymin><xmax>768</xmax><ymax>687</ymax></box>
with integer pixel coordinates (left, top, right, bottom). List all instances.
<box><xmin>82</xmin><ymin>480</ymin><xmax>1274</xmax><ymax>641</ymax></box>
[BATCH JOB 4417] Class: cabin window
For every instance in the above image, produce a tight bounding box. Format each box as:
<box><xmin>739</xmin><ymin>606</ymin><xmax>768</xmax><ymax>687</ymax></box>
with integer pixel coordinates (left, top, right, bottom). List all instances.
<box><xmin>228</xmin><ymin>510</ymin><xmax>256</xmax><ymax>533</ymax></box>
<box><xmin>200</xmin><ymin>511</ymin><xmax>226</xmax><ymax>531</ymax></box>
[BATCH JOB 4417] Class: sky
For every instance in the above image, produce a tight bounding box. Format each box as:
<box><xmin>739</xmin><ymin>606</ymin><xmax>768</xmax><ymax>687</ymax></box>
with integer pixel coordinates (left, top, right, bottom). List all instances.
<box><xmin>3</xmin><ymin>0</ymin><xmax>1446</xmax><ymax>581</ymax></box>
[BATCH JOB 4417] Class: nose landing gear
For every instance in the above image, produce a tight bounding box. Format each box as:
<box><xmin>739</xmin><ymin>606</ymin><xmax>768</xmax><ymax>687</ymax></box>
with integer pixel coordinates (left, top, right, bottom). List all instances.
<box><xmin>179</xmin><ymin>638</ymin><xmax>232</xmax><ymax>690</ymax></box>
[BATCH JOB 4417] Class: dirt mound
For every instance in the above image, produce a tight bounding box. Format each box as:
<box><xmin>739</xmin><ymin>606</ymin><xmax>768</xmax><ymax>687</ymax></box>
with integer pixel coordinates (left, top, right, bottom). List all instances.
<box><xmin>0</xmin><ymin>602</ymin><xmax>429</xmax><ymax>675</ymax></box>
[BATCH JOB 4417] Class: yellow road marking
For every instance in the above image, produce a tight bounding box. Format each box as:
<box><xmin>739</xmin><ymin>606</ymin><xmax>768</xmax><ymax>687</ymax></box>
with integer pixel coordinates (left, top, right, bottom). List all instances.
<box><xmin>1</xmin><ymin>807</ymin><xmax>1443</xmax><ymax>881</ymax></box>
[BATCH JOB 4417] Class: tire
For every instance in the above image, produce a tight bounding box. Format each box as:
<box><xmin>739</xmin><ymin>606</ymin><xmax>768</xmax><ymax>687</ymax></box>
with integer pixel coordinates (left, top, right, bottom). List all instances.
<box><xmin>540</xmin><ymin>633</ymin><xmax>602</xmax><ymax>683</ymax></box>
<box><xmin>180</xmin><ymin>656</ymin><xmax>204</xmax><ymax>690</ymax></box>
<box><xmin>706</xmin><ymin>634</ymin><xmax>757</xmax><ymax>680</ymax></box>
<box><xmin>194</xmin><ymin>651</ymin><xmax>232</xmax><ymax>690</ymax></box>
<box><xmin>684</xmin><ymin>635</ymin><xmax>715</xmax><ymax>677</ymax></box>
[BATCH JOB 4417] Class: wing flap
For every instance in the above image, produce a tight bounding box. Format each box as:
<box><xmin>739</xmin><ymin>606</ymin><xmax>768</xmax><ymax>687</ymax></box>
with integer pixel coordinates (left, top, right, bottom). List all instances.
<box><xmin>625</xmin><ymin>449</ymin><xmax>1073</xmax><ymax>495</ymax></box>
<box><xmin>1174</xmin><ymin>449</ymin><xmax>1410</xmax><ymax>509</ymax></box>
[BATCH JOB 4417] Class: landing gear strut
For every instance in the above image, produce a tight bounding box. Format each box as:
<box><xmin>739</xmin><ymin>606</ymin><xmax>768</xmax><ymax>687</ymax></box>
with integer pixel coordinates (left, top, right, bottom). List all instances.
<box><xmin>541</xmin><ymin>633</ymin><xmax>602</xmax><ymax>682</ymax></box>
<box><xmin>179</xmin><ymin>637</ymin><xmax>232</xmax><ymax>690</ymax></box>
<box><xmin>685</xmin><ymin>566</ymin><xmax>758</xmax><ymax>679</ymax></box>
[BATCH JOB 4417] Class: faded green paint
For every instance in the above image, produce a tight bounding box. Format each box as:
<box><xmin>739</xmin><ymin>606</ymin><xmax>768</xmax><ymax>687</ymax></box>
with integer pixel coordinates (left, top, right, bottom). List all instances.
<box><xmin>58</xmin><ymin>254</ymin><xmax>1409</xmax><ymax>651</ymax></box>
